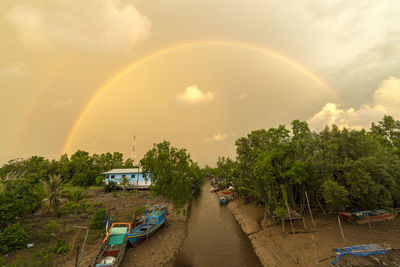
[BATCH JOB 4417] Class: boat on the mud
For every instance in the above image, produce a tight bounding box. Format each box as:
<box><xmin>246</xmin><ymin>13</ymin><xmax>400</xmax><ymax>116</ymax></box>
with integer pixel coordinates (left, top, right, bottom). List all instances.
<box><xmin>338</xmin><ymin>209</ymin><xmax>396</xmax><ymax>224</ymax></box>
<box><xmin>90</xmin><ymin>222</ymin><xmax>132</xmax><ymax>267</ymax></box>
<box><xmin>331</xmin><ymin>243</ymin><xmax>400</xmax><ymax>266</ymax></box>
<box><xmin>126</xmin><ymin>204</ymin><xmax>168</xmax><ymax>246</ymax></box>
<box><xmin>219</xmin><ymin>195</ymin><xmax>227</xmax><ymax>205</ymax></box>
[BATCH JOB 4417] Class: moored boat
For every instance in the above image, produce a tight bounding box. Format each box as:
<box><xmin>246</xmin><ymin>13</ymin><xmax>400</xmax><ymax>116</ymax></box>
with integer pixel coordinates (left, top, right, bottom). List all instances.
<box><xmin>126</xmin><ymin>204</ymin><xmax>167</xmax><ymax>246</ymax></box>
<box><xmin>338</xmin><ymin>209</ymin><xmax>396</xmax><ymax>224</ymax></box>
<box><xmin>90</xmin><ymin>222</ymin><xmax>132</xmax><ymax>267</ymax></box>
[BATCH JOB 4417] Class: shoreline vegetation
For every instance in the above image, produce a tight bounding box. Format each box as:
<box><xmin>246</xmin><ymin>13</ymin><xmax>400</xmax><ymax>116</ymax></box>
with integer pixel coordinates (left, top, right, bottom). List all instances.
<box><xmin>2</xmin><ymin>115</ymin><xmax>400</xmax><ymax>266</ymax></box>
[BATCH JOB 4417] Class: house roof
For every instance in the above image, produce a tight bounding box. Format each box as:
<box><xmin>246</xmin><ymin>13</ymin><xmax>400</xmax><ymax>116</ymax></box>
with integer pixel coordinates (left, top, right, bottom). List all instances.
<box><xmin>101</xmin><ymin>168</ymin><xmax>141</xmax><ymax>175</ymax></box>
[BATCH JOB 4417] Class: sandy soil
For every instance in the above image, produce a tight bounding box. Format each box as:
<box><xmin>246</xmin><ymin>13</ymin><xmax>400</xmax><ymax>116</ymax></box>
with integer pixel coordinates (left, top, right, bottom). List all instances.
<box><xmin>227</xmin><ymin>199</ymin><xmax>400</xmax><ymax>267</ymax></box>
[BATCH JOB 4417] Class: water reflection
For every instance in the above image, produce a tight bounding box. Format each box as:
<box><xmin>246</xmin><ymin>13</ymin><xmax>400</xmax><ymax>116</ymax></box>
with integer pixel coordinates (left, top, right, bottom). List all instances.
<box><xmin>174</xmin><ymin>183</ymin><xmax>262</xmax><ymax>267</ymax></box>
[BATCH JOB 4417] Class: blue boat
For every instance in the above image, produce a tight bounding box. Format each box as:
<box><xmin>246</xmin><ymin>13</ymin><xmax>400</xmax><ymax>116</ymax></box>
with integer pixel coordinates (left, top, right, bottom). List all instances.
<box><xmin>332</xmin><ymin>244</ymin><xmax>389</xmax><ymax>265</ymax></box>
<box><xmin>126</xmin><ymin>204</ymin><xmax>168</xmax><ymax>246</ymax></box>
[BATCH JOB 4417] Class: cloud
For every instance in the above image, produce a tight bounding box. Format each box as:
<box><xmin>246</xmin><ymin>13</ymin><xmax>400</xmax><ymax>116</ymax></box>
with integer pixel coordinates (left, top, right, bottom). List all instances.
<box><xmin>239</xmin><ymin>93</ymin><xmax>247</xmax><ymax>99</ymax></box>
<box><xmin>176</xmin><ymin>85</ymin><xmax>214</xmax><ymax>106</ymax></box>
<box><xmin>206</xmin><ymin>133</ymin><xmax>227</xmax><ymax>142</ymax></box>
<box><xmin>52</xmin><ymin>98</ymin><xmax>73</xmax><ymax>108</ymax></box>
<box><xmin>0</xmin><ymin>62</ymin><xmax>31</xmax><ymax>77</ymax></box>
<box><xmin>7</xmin><ymin>0</ymin><xmax>151</xmax><ymax>51</ymax></box>
<box><xmin>308</xmin><ymin>77</ymin><xmax>400</xmax><ymax>131</ymax></box>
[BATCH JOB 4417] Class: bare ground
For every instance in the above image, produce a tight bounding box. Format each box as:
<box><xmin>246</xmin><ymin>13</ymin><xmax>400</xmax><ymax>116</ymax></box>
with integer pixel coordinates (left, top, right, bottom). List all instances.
<box><xmin>227</xmin><ymin>199</ymin><xmax>400</xmax><ymax>267</ymax></box>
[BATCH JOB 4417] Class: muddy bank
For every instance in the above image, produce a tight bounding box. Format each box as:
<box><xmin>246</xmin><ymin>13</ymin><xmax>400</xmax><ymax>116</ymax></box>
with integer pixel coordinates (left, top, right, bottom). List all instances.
<box><xmin>120</xmin><ymin>204</ymin><xmax>187</xmax><ymax>267</ymax></box>
<box><xmin>227</xmin><ymin>199</ymin><xmax>400</xmax><ymax>266</ymax></box>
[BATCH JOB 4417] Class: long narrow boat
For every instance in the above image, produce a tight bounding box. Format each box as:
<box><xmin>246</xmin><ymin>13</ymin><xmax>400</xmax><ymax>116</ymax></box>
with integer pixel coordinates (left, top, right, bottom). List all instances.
<box><xmin>126</xmin><ymin>205</ymin><xmax>167</xmax><ymax>246</ymax></box>
<box><xmin>338</xmin><ymin>209</ymin><xmax>396</xmax><ymax>224</ymax></box>
<box><xmin>90</xmin><ymin>223</ymin><xmax>132</xmax><ymax>267</ymax></box>
<box><xmin>331</xmin><ymin>243</ymin><xmax>400</xmax><ymax>266</ymax></box>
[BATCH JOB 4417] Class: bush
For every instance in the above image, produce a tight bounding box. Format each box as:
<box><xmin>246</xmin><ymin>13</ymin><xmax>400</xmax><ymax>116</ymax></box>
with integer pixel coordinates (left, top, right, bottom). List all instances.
<box><xmin>45</xmin><ymin>219</ymin><xmax>60</xmax><ymax>233</ymax></box>
<box><xmin>32</xmin><ymin>250</ymin><xmax>54</xmax><ymax>267</ymax></box>
<box><xmin>90</xmin><ymin>208</ymin><xmax>107</xmax><ymax>229</ymax></box>
<box><xmin>52</xmin><ymin>239</ymin><xmax>69</xmax><ymax>255</ymax></box>
<box><xmin>322</xmin><ymin>179</ymin><xmax>350</xmax><ymax>213</ymax></box>
<box><xmin>60</xmin><ymin>201</ymin><xmax>84</xmax><ymax>215</ymax></box>
<box><xmin>95</xmin><ymin>176</ymin><xmax>105</xmax><ymax>186</ymax></box>
<box><xmin>0</xmin><ymin>222</ymin><xmax>30</xmax><ymax>253</ymax></box>
<box><xmin>104</xmin><ymin>181</ymin><xmax>117</xmax><ymax>192</ymax></box>
<box><xmin>42</xmin><ymin>219</ymin><xmax>60</xmax><ymax>241</ymax></box>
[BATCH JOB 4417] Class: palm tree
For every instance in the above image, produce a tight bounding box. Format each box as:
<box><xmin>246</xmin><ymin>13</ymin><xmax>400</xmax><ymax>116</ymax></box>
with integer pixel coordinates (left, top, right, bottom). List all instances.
<box><xmin>121</xmin><ymin>175</ymin><xmax>129</xmax><ymax>191</ymax></box>
<box><xmin>44</xmin><ymin>174</ymin><xmax>64</xmax><ymax>215</ymax></box>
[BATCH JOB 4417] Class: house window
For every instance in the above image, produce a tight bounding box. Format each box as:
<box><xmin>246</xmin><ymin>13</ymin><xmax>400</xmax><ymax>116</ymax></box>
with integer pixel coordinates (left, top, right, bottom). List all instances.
<box><xmin>131</xmin><ymin>174</ymin><xmax>135</xmax><ymax>178</ymax></box>
<box><xmin>111</xmin><ymin>175</ymin><xmax>115</xmax><ymax>179</ymax></box>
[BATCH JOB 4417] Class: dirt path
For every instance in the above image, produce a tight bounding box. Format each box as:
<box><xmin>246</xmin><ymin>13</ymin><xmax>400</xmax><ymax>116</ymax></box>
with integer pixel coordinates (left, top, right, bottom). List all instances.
<box><xmin>227</xmin><ymin>199</ymin><xmax>400</xmax><ymax>266</ymax></box>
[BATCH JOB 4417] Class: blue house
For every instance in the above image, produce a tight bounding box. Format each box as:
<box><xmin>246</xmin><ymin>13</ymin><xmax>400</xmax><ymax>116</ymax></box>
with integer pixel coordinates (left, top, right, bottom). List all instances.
<box><xmin>102</xmin><ymin>168</ymin><xmax>151</xmax><ymax>189</ymax></box>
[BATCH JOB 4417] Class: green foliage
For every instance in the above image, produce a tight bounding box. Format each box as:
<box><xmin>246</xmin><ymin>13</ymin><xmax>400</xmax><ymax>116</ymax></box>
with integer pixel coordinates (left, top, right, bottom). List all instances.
<box><xmin>140</xmin><ymin>141</ymin><xmax>203</xmax><ymax>209</ymax></box>
<box><xmin>322</xmin><ymin>179</ymin><xmax>350</xmax><ymax>213</ymax></box>
<box><xmin>95</xmin><ymin>175</ymin><xmax>105</xmax><ymax>186</ymax></box>
<box><xmin>60</xmin><ymin>200</ymin><xmax>99</xmax><ymax>215</ymax></box>
<box><xmin>231</xmin><ymin>115</ymin><xmax>400</xmax><ymax>214</ymax></box>
<box><xmin>90</xmin><ymin>208</ymin><xmax>107</xmax><ymax>229</ymax></box>
<box><xmin>0</xmin><ymin>222</ymin><xmax>30</xmax><ymax>254</ymax></box>
<box><xmin>32</xmin><ymin>250</ymin><xmax>54</xmax><ymax>267</ymax></box>
<box><xmin>121</xmin><ymin>175</ymin><xmax>129</xmax><ymax>191</ymax></box>
<box><xmin>104</xmin><ymin>181</ymin><xmax>117</xmax><ymax>193</ymax></box>
<box><xmin>52</xmin><ymin>239</ymin><xmax>70</xmax><ymax>255</ymax></box>
<box><xmin>273</xmin><ymin>205</ymin><xmax>287</xmax><ymax>217</ymax></box>
<box><xmin>134</xmin><ymin>206</ymin><xmax>146</xmax><ymax>216</ymax></box>
<box><xmin>0</xmin><ymin>174</ymin><xmax>44</xmax><ymax>227</ymax></box>
<box><xmin>44</xmin><ymin>174</ymin><xmax>64</xmax><ymax>216</ymax></box>
<box><xmin>45</xmin><ymin>219</ymin><xmax>60</xmax><ymax>234</ymax></box>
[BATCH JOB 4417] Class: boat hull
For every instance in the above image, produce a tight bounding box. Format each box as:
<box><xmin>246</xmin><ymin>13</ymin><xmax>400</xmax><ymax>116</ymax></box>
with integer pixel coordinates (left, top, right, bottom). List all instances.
<box><xmin>126</xmin><ymin>217</ymin><xmax>166</xmax><ymax>246</ymax></box>
<box><xmin>338</xmin><ymin>210</ymin><xmax>396</xmax><ymax>224</ymax></box>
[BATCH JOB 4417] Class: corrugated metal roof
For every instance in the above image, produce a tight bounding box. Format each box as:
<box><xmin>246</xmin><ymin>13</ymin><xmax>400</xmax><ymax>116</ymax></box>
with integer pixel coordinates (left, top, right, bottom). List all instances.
<box><xmin>101</xmin><ymin>168</ymin><xmax>140</xmax><ymax>174</ymax></box>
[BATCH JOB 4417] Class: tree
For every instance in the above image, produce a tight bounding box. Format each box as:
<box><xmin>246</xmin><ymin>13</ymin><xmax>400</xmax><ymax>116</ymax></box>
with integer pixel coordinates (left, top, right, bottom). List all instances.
<box><xmin>0</xmin><ymin>173</ymin><xmax>44</xmax><ymax>228</ymax></box>
<box><xmin>140</xmin><ymin>141</ymin><xmax>202</xmax><ymax>209</ymax></box>
<box><xmin>44</xmin><ymin>174</ymin><xmax>64</xmax><ymax>216</ymax></box>
<box><xmin>121</xmin><ymin>175</ymin><xmax>129</xmax><ymax>191</ymax></box>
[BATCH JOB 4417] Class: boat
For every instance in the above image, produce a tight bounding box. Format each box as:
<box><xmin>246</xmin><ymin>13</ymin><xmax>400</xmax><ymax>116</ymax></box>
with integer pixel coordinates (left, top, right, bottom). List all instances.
<box><xmin>126</xmin><ymin>204</ymin><xmax>167</xmax><ymax>246</ymax></box>
<box><xmin>219</xmin><ymin>195</ymin><xmax>227</xmax><ymax>205</ymax></box>
<box><xmin>90</xmin><ymin>222</ymin><xmax>132</xmax><ymax>267</ymax></box>
<box><xmin>338</xmin><ymin>209</ymin><xmax>396</xmax><ymax>224</ymax></box>
<box><xmin>331</xmin><ymin>243</ymin><xmax>400</xmax><ymax>266</ymax></box>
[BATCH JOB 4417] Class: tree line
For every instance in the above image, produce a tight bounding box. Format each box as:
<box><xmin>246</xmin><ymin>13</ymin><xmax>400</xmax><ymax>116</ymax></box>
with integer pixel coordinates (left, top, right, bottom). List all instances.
<box><xmin>215</xmin><ymin>115</ymin><xmax>400</xmax><ymax>215</ymax></box>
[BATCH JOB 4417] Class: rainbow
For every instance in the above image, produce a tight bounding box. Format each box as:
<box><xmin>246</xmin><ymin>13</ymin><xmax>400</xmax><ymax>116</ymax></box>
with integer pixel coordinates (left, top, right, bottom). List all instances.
<box><xmin>62</xmin><ymin>40</ymin><xmax>339</xmax><ymax>154</ymax></box>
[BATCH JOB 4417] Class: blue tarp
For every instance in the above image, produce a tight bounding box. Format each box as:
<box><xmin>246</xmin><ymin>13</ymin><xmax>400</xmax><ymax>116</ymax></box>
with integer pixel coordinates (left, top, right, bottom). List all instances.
<box><xmin>332</xmin><ymin>244</ymin><xmax>388</xmax><ymax>265</ymax></box>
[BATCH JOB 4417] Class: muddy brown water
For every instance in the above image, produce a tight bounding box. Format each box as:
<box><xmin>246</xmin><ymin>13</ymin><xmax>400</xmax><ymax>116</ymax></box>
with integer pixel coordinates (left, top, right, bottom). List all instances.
<box><xmin>173</xmin><ymin>183</ymin><xmax>262</xmax><ymax>267</ymax></box>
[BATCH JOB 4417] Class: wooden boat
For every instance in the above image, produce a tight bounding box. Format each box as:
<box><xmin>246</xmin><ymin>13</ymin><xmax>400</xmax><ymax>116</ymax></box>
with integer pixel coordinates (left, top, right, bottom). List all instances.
<box><xmin>219</xmin><ymin>195</ymin><xmax>227</xmax><ymax>205</ymax></box>
<box><xmin>338</xmin><ymin>209</ymin><xmax>396</xmax><ymax>225</ymax></box>
<box><xmin>90</xmin><ymin>222</ymin><xmax>132</xmax><ymax>267</ymax></box>
<box><xmin>331</xmin><ymin>243</ymin><xmax>400</xmax><ymax>266</ymax></box>
<box><xmin>126</xmin><ymin>205</ymin><xmax>167</xmax><ymax>246</ymax></box>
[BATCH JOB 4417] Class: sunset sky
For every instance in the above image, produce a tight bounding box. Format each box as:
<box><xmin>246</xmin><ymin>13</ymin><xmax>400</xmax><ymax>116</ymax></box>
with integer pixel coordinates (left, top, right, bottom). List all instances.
<box><xmin>1</xmin><ymin>0</ymin><xmax>400</xmax><ymax>165</ymax></box>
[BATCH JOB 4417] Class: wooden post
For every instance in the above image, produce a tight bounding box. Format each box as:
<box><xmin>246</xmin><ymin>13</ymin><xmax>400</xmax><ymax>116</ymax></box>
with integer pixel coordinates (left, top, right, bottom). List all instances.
<box><xmin>79</xmin><ymin>229</ymin><xmax>89</xmax><ymax>263</ymax></box>
<box><xmin>286</xmin><ymin>202</ymin><xmax>299</xmax><ymax>264</ymax></box>
<box><xmin>337</xmin><ymin>215</ymin><xmax>346</xmax><ymax>243</ymax></box>
<box><xmin>311</xmin><ymin>234</ymin><xmax>318</xmax><ymax>266</ymax></box>
<box><xmin>75</xmin><ymin>245</ymin><xmax>80</xmax><ymax>267</ymax></box>
<box><xmin>305</xmin><ymin>191</ymin><xmax>316</xmax><ymax>230</ymax></box>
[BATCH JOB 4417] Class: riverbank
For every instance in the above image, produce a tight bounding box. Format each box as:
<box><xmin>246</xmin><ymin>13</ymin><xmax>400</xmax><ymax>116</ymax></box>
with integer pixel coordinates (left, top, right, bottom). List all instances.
<box><xmin>226</xmin><ymin>199</ymin><xmax>400</xmax><ymax>266</ymax></box>
<box><xmin>4</xmin><ymin>188</ymin><xmax>187</xmax><ymax>267</ymax></box>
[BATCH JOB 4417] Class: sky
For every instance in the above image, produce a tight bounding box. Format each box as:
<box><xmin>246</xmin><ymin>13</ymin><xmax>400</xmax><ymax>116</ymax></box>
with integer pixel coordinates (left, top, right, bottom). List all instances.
<box><xmin>1</xmin><ymin>0</ymin><xmax>400</xmax><ymax>166</ymax></box>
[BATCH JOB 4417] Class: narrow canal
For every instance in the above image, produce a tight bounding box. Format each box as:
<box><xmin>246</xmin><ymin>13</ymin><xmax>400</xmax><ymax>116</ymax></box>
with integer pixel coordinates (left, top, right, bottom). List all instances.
<box><xmin>173</xmin><ymin>183</ymin><xmax>262</xmax><ymax>267</ymax></box>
